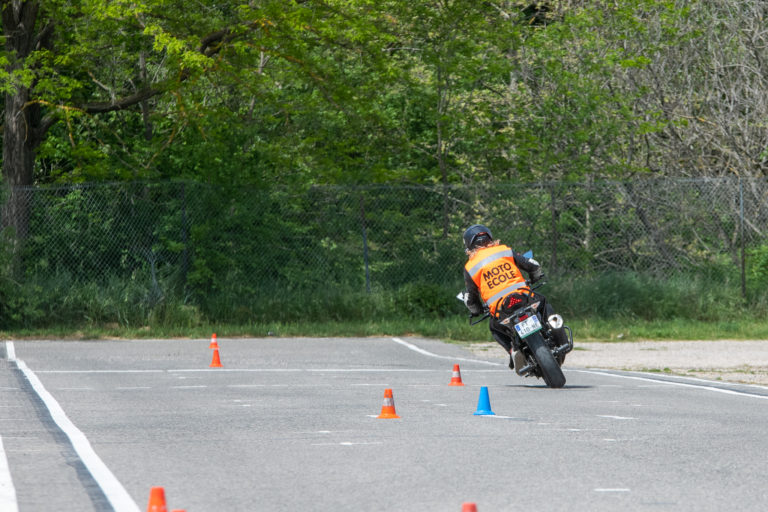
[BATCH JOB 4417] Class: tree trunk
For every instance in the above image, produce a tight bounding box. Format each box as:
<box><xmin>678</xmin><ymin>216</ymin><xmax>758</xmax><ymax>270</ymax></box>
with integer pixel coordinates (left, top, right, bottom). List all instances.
<box><xmin>436</xmin><ymin>64</ymin><xmax>450</xmax><ymax>238</ymax></box>
<box><xmin>2</xmin><ymin>88</ymin><xmax>36</xmax><ymax>239</ymax></box>
<box><xmin>2</xmin><ymin>1</ymin><xmax>42</xmax><ymax>242</ymax></box>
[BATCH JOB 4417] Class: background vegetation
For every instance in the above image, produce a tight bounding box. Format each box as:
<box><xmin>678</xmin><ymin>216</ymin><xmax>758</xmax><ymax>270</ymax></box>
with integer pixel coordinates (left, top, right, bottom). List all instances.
<box><xmin>2</xmin><ymin>1</ymin><xmax>768</xmax><ymax>339</ymax></box>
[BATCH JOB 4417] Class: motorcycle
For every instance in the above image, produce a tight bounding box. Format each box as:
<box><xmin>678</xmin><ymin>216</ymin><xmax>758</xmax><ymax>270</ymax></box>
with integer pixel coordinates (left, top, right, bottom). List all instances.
<box><xmin>457</xmin><ymin>254</ymin><xmax>574</xmax><ymax>388</ymax></box>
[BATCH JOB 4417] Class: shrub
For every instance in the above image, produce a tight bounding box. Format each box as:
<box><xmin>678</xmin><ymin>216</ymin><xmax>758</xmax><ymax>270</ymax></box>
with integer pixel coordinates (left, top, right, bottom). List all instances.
<box><xmin>548</xmin><ymin>271</ymin><xmax>755</xmax><ymax>321</ymax></box>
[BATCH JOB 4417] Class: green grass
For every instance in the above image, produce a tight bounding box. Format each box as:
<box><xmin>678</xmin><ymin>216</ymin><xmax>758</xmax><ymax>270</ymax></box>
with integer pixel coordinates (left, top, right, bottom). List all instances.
<box><xmin>4</xmin><ymin>315</ymin><xmax>768</xmax><ymax>342</ymax></box>
<box><xmin>563</xmin><ymin>317</ymin><xmax>768</xmax><ymax>342</ymax></box>
<box><xmin>3</xmin><ymin>270</ymin><xmax>768</xmax><ymax>343</ymax></box>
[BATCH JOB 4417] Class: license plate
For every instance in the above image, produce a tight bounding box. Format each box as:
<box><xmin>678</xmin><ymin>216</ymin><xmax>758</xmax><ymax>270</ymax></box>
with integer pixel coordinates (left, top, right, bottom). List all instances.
<box><xmin>514</xmin><ymin>315</ymin><xmax>542</xmax><ymax>338</ymax></box>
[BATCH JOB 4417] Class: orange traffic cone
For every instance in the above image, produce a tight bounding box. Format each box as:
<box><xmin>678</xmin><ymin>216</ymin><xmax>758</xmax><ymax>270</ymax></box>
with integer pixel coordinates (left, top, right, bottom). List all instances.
<box><xmin>449</xmin><ymin>364</ymin><xmax>465</xmax><ymax>386</ymax></box>
<box><xmin>377</xmin><ymin>388</ymin><xmax>400</xmax><ymax>419</ymax></box>
<box><xmin>147</xmin><ymin>487</ymin><xmax>167</xmax><ymax>512</ymax></box>
<box><xmin>208</xmin><ymin>333</ymin><xmax>218</xmax><ymax>349</ymax></box>
<box><xmin>462</xmin><ymin>503</ymin><xmax>478</xmax><ymax>512</ymax></box>
<box><xmin>209</xmin><ymin>347</ymin><xmax>223</xmax><ymax>368</ymax></box>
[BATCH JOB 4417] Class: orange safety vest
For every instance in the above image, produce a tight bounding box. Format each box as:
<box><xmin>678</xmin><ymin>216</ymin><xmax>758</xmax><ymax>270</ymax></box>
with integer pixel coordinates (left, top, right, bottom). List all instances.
<box><xmin>465</xmin><ymin>244</ymin><xmax>531</xmax><ymax>315</ymax></box>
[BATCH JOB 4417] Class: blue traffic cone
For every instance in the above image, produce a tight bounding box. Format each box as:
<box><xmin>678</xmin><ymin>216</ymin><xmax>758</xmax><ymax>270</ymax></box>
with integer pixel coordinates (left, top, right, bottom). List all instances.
<box><xmin>473</xmin><ymin>386</ymin><xmax>495</xmax><ymax>416</ymax></box>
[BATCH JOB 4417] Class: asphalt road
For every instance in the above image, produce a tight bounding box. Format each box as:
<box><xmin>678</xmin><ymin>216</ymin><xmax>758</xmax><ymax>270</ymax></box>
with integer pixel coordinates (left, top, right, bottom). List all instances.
<box><xmin>2</xmin><ymin>337</ymin><xmax>768</xmax><ymax>512</ymax></box>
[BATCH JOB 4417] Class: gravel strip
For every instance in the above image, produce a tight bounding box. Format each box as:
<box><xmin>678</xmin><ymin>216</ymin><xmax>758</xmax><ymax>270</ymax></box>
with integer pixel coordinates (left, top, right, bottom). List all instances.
<box><xmin>467</xmin><ymin>340</ymin><xmax>768</xmax><ymax>386</ymax></box>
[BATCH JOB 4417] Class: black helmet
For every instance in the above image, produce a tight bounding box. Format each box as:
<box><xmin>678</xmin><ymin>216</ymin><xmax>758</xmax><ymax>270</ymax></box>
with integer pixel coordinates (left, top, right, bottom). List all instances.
<box><xmin>463</xmin><ymin>224</ymin><xmax>493</xmax><ymax>250</ymax></box>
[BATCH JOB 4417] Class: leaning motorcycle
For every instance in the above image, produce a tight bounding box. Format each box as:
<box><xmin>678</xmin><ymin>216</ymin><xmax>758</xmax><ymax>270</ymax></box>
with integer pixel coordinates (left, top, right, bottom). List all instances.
<box><xmin>457</xmin><ymin>277</ymin><xmax>573</xmax><ymax>389</ymax></box>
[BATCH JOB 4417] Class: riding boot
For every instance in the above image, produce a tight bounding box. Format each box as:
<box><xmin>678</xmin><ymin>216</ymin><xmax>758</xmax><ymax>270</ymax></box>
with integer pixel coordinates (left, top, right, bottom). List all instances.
<box><xmin>491</xmin><ymin>330</ymin><xmax>512</xmax><ymax>353</ymax></box>
<box><xmin>489</xmin><ymin>330</ymin><xmax>515</xmax><ymax>370</ymax></box>
<box><xmin>512</xmin><ymin>350</ymin><xmax>527</xmax><ymax>375</ymax></box>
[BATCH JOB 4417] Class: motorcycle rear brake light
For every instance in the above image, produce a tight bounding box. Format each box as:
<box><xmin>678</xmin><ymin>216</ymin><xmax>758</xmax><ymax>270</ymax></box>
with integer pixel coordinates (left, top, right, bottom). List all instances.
<box><xmin>518</xmin><ymin>314</ymin><xmax>528</xmax><ymax>321</ymax></box>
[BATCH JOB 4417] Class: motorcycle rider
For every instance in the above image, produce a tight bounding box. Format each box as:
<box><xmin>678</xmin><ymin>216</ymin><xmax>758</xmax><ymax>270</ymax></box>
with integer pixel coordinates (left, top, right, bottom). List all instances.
<box><xmin>461</xmin><ymin>224</ymin><xmax>564</xmax><ymax>372</ymax></box>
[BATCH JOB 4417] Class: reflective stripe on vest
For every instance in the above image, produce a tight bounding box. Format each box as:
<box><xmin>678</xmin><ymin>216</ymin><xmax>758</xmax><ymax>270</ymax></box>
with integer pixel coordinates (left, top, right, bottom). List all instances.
<box><xmin>484</xmin><ymin>281</ymin><xmax>527</xmax><ymax>308</ymax></box>
<box><xmin>466</xmin><ymin>248</ymin><xmax>514</xmax><ymax>277</ymax></box>
<box><xmin>465</xmin><ymin>244</ymin><xmax>529</xmax><ymax>313</ymax></box>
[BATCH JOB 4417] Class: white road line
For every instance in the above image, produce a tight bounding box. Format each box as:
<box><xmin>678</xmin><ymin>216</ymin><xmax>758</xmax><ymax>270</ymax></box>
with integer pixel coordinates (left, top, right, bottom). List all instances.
<box><xmin>28</xmin><ymin>368</ymin><xmax>510</xmax><ymax>375</ymax></box>
<box><xmin>10</xmin><ymin>367</ymin><xmax>508</xmax><ymax>376</ymax></box>
<box><xmin>571</xmin><ymin>369</ymin><xmax>768</xmax><ymax>400</ymax></box>
<box><xmin>5</xmin><ymin>342</ymin><xmax>15</xmax><ymax>360</ymax></box>
<box><xmin>0</xmin><ymin>436</ymin><xmax>18</xmax><ymax>512</ymax></box>
<box><xmin>188</xmin><ymin>368</ymin><xmax>435</xmax><ymax>374</ymax></box>
<box><xmin>1</xmin><ymin>342</ymin><xmax>19</xmax><ymax>512</ymax></box>
<box><xmin>172</xmin><ymin>368</ymin><xmax>303</xmax><ymax>373</ymax></box>
<box><xmin>308</xmin><ymin>368</ymin><xmax>435</xmax><ymax>372</ymax></box>
<box><xmin>37</xmin><ymin>370</ymin><xmax>163</xmax><ymax>374</ymax></box>
<box><xmin>391</xmin><ymin>337</ymin><xmax>502</xmax><ymax>366</ymax></box>
<box><xmin>311</xmin><ymin>442</ymin><xmax>384</xmax><ymax>446</ymax></box>
<box><xmin>640</xmin><ymin>372</ymin><xmax>768</xmax><ymax>391</ymax></box>
<box><xmin>390</xmin><ymin>339</ymin><xmax>768</xmax><ymax>397</ymax></box>
<box><xmin>5</xmin><ymin>342</ymin><xmax>140</xmax><ymax>512</ymax></box>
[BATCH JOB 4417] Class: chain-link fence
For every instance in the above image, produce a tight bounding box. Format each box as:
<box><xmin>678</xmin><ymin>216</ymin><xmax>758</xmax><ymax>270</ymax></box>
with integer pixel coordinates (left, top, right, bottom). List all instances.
<box><xmin>2</xmin><ymin>178</ymin><xmax>767</xmax><ymax>303</ymax></box>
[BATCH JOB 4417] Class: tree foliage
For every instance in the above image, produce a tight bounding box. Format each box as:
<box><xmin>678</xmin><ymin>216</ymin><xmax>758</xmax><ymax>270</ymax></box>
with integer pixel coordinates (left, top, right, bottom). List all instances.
<box><xmin>2</xmin><ymin>0</ymin><xmax>767</xmax><ymax>188</ymax></box>
<box><xmin>4</xmin><ymin>0</ymin><xmax>768</xmax><ymax>329</ymax></box>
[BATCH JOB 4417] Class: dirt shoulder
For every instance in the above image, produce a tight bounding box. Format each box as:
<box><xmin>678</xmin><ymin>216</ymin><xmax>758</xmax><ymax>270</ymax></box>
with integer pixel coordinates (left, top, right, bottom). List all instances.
<box><xmin>467</xmin><ymin>340</ymin><xmax>768</xmax><ymax>386</ymax></box>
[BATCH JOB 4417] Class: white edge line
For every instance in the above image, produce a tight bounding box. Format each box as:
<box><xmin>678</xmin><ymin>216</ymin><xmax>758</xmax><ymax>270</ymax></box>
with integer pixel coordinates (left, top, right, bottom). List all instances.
<box><xmin>571</xmin><ymin>369</ymin><xmax>768</xmax><ymax>400</ymax></box>
<box><xmin>5</xmin><ymin>342</ymin><xmax>141</xmax><ymax>512</ymax></box>
<box><xmin>1</xmin><ymin>341</ymin><xmax>19</xmax><ymax>512</ymax></box>
<box><xmin>392</xmin><ymin>338</ymin><xmax>768</xmax><ymax>399</ymax></box>
<box><xmin>637</xmin><ymin>372</ymin><xmax>768</xmax><ymax>392</ymax></box>
<box><xmin>25</xmin><ymin>368</ymin><xmax>509</xmax><ymax>375</ymax></box>
<box><xmin>37</xmin><ymin>370</ymin><xmax>163</xmax><ymax>374</ymax></box>
<box><xmin>391</xmin><ymin>337</ymin><xmax>502</xmax><ymax>366</ymax></box>
<box><xmin>0</xmin><ymin>435</ymin><xmax>18</xmax><ymax>512</ymax></box>
<box><xmin>5</xmin><ymin>342</ymin><xmax>15</xmax><ymax>361</ymax></box>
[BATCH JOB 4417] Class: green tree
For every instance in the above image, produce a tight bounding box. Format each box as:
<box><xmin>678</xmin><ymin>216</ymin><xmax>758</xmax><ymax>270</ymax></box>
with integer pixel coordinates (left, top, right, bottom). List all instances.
<box><xmin>1</xmin><ymin>1</ymin><xmax>395</xmax><ymax>233</ymax></box>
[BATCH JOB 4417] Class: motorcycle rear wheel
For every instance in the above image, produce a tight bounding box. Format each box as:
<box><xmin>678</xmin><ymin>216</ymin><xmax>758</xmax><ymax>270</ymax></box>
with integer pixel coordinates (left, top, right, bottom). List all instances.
<box><xmin>526</xmin><ymin>332</ymin><xmax>566</xmax><ymax>388</ymax></box>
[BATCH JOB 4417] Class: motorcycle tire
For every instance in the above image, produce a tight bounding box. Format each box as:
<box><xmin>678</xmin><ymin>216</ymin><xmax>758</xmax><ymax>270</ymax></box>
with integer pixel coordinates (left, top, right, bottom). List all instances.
<box><xmin>526</xmin><ymin>332</ymin><xmax>566</xmax><ymax>388</ymax></box>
